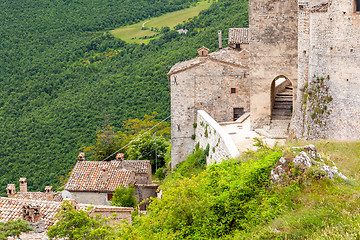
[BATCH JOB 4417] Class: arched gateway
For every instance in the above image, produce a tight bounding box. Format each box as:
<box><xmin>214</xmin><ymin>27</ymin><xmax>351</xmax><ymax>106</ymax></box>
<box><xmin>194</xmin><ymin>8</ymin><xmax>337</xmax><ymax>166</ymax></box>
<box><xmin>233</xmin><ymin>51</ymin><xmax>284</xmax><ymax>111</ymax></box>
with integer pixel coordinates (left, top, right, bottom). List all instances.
<box><xmin>270</xmin><ymin>76</ymin><xmax>293</xmax><ymax>120</ymax></box>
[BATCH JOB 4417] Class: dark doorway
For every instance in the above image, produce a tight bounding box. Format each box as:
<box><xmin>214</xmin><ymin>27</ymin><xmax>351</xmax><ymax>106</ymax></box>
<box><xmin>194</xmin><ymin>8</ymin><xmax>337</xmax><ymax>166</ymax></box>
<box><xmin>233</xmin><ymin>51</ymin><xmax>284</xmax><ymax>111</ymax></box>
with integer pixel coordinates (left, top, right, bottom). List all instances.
<box><xmin>233</xmin><ymin>108</ymin><xmax>244</xmax><ymax>121</ymax></box>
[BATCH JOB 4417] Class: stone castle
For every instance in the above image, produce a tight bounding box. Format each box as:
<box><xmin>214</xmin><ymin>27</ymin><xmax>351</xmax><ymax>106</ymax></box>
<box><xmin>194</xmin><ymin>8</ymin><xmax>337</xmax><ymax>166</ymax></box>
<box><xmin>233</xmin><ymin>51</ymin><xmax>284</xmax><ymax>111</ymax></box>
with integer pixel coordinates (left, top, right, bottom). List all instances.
<box><xmin>169</xmin><ymin>0</ymin><xmax>360</xmax><ymax>167</ymax></box>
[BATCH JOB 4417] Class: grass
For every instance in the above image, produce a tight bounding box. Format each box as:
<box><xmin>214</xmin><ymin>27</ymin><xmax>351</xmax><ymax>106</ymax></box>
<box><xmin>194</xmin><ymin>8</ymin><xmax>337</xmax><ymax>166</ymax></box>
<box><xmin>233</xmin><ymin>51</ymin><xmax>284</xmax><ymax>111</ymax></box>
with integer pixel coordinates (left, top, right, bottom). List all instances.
<box><xmin>110</xmin><ymin>0</ymin><xmax>214</xmax><ymax>44</ymax></box>
<box><xmin>242</xmin><ymin>140</ymin><xmax>360</xmax><ymax>239</ymax></box>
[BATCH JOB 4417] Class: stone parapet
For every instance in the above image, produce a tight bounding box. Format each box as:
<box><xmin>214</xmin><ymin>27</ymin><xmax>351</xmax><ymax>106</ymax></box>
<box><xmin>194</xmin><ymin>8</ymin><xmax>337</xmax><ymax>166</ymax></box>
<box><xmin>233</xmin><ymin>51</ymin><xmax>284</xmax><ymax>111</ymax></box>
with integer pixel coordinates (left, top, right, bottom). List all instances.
<box><xmin>195</xmin><ymin>110</ymin><xmax>240</xmax><ymax>165</ymax></box>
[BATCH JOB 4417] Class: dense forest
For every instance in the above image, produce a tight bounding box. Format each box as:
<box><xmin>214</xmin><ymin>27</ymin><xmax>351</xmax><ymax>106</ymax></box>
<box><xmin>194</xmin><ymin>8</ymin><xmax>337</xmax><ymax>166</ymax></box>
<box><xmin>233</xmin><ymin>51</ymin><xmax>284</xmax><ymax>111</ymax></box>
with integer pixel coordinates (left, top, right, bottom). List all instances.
<box><xmin>0</xmin><ymin>0</ymin><xmax>248</xmax><ymax>193</ymax></box>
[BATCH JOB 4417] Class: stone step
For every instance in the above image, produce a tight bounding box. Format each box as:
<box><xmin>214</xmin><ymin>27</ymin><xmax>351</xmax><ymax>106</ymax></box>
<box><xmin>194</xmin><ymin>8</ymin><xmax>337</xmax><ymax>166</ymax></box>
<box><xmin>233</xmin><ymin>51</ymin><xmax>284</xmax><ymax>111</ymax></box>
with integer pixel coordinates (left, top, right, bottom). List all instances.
<box><xmin>274</xmin><ymin>101</ymin><xmax>293</xmax><ymax>105</ymax></box>
<box><xmin>275</xmin><ymin>96</ymin><xmax>293</xmax><ymax>100</ymax></box>
<box><xmin>272</xmin><ymin>112</ymin><xmax>292</xmax><ymax>116</ymax></box>
<box><xmin>271</xmin><ymin>115</ymin><xmax>292</xmax><ymax>120</ymax></box>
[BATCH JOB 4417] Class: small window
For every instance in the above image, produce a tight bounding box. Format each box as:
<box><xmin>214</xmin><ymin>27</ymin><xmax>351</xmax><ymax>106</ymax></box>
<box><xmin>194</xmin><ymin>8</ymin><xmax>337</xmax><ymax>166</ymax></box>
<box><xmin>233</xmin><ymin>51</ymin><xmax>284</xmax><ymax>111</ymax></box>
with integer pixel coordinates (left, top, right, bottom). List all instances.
<box><xmin>107</xmin><ymin>193</ymin><xmax>113</xmax><ymax>201</ymax></box>
<box><xmin>236</xmin><ymin>43</ymin><xmax>241</xmax><ymax>49</ymax></box>
<box><xmin>356</xmin><ymin>0</ymin><xmax>360</xmax><ymax>12</ymax></box>
<box><xmin>231</xmin><ymin>88</ymin><xmax>236</xmax><ymax>93</ymax></box>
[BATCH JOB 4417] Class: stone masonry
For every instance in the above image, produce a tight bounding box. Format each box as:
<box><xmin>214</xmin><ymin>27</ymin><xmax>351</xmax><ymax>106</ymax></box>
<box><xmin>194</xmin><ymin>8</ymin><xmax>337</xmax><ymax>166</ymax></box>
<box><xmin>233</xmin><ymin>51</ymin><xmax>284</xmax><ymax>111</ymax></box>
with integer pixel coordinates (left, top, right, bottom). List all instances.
<box><xmin>169</xmin><ymin>0</ymin><xmax>360</xmax><ymax>167</ymax></box>
<box><xmin>169</xmin><ymin>46</ymin><xmax>250</xmax><ymax>167</ymax></box>
<box><xmin>249</xmin><ymin>0</ymin><xmax>298</xmax><ymax>129</ymax></box>
<box><xmin>291</xmin><ymin>0</ymin><xmax>360</xmax><ymax>139</ymax></box>
<box><xmin>195</xmin><ymin>110</ymin><xmax>240</xmax><ymax>165</ymax></box>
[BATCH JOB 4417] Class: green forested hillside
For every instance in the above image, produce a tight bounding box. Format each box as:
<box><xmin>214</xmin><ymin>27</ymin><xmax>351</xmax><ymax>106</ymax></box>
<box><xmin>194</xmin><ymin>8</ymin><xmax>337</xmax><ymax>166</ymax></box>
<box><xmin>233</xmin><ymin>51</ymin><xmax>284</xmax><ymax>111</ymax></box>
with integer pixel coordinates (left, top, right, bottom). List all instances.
<box><xmin>0</xmin><ymin>0</ymin><xmax>248</xmax><ymax>193</ymax></box>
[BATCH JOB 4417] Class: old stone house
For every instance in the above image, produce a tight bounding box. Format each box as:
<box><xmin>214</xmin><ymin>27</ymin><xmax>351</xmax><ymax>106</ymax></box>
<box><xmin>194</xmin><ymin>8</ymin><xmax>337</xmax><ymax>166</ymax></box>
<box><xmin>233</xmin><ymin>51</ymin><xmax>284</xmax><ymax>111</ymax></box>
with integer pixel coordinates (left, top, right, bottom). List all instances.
<box><xmin>64</xmin><ymin>154</ymin><xmax>157</xmax><ymax>208</ymax></box>
<box><xmin>168</xmin><ymin>31</ymin><xmax>250</xmax><ymax>166</ymax></box>
<box><xmin>169</xmin><ymin>0</ymin><xmax>360</xmax><ymax>166</ymax></box>
<box><xmin>0</xmin><ymin>197</ymin><xmax>134</xmax><ymax>240</ymax></box>
<box><xmin>7</xmin><ymin>178</ymin><xmax>63</xmax><ymax>202</ymax></box>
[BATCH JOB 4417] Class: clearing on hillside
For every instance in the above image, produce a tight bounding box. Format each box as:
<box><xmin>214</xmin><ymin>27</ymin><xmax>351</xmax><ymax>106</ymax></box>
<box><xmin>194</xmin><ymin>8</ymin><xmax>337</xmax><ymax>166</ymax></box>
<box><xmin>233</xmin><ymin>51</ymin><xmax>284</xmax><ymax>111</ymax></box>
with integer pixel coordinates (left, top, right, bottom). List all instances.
<box><xmin>110</xmin><ymin>0</ymin><xmax>214</xmax><ymax>44</ymax></box>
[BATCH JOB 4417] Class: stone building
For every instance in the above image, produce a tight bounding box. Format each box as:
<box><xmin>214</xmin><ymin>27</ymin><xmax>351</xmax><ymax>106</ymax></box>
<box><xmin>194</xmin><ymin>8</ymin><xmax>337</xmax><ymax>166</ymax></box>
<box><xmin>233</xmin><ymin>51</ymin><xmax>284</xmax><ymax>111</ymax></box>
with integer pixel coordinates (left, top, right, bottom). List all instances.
<box><xmin>292</xmin><ymin>0</ymin><xmax>360</xmax><ymax>140</ymax></box>
<box><xmin>7</xmin><ymin>178</ymin><xmax>63</xmax><ymax>202</ymax></box>
<box><xmin>169</xmin><ymin>30</ymin><xmax>250</xmax><ymax>166</ymax></box>
<box><xmin>64</xmin><ymin>154</ymin><xmax>157</xmax><ymax>207</ymax></box>
<box><xmin>248</xmin><ymin>0</ymin><xmax>298</xmax><ymax>129</ymax></box>
<box><xmin>169</xmin><ymin>0</ymin><xmax>360</xmax><ymax>167</ymax></box>
<box><xmin>0</xmin><ymin>197</ymin><xmax>134</xmax><ymax>240</ymax></box>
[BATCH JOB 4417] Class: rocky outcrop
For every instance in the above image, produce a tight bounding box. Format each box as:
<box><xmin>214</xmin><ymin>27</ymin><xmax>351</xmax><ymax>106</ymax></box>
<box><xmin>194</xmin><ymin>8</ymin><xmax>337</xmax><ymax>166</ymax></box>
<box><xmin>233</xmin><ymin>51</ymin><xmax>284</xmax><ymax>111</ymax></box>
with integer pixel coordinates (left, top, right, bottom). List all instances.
<box><xmin>271</xmin><ymin>144</ymin><xmax>347</xmax><ymax>184</ymax></box>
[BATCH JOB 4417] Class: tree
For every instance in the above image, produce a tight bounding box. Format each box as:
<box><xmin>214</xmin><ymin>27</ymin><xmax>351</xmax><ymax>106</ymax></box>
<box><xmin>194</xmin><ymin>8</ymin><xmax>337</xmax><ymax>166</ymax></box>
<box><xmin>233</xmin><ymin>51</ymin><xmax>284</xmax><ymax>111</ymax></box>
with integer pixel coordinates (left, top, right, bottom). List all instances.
<box><xmin>111</xmin><ymin>184</ymin><xmax>137</xmax><ymax>208</ymax></box>
<box><xmin>126</xmin><ymin>132</ymin><xmax>169</xmax><ymax>172</ymax></box>
<box><xmin>82</xmin><ymin>112</ymin><xmax>170</xmax><ymax>162</ymax></box>
<box><xmin>47</xmin><ymin>201</ymin><xmax>117</xmax><ymax>240</ymax></box>
<box><xmin>0</xmin><ymin>219</ymin><xmax>33</xmax><ymax>240</ymax></box>
<box><xmin>81</xmin><ymin>124</ymin><xmax>125</xmax><ymax>161</ymax></box>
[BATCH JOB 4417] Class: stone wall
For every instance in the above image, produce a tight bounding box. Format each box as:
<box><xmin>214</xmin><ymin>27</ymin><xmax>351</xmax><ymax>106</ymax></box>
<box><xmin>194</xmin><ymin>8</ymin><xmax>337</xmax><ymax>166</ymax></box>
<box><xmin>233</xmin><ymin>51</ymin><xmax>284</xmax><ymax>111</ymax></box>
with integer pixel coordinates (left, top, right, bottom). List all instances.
<box><xmin>90</xmin><ymin>206</ymin><xmax>134</xmax><ymax>224</ymax></box>
<box><xmin>249</xmin><ymin>0</ymin><xmax>298</xmax><ymax>128</ymax></box>
<box><xmin>70</xmin><ymin>191</ymin><xmax>110</xmax><ymax>205</ymax></box>
<box><xmin>134</xmin><ymin>184</ymin><xmax>159</xmax><ymax>210</ymax></box>
<box><xmin>292</xmin><ymin>0</ymin><xmax>360</xmax><ymax>139</ymax></box>
<box><xmin>195</xmin><ymin>110</ymin><xmax>240</xmax><ymax>165</ymax></box>
<box><xmin>169</xmin><ymin>48</ymin><xmax>249</xmax><ymax>167</ymax></box>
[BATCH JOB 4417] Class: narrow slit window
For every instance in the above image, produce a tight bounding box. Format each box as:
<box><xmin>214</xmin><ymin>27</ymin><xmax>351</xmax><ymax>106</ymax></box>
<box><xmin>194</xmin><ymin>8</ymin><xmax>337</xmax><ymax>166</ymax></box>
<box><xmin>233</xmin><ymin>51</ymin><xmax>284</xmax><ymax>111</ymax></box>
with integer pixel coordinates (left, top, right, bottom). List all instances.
<box><xmin>236</xmin><ymin>43</ymin><xmax>240</xmax><ymax>49</ymax></box>
<box><xmin>356</xmin><ymin>0</ymin><xmax>360</xmax><ymax>12</ymax></box>
<box><xmin>231</xmin><ymin>88</ymin><xmax>236</xmax><ymax>93</ymax></box>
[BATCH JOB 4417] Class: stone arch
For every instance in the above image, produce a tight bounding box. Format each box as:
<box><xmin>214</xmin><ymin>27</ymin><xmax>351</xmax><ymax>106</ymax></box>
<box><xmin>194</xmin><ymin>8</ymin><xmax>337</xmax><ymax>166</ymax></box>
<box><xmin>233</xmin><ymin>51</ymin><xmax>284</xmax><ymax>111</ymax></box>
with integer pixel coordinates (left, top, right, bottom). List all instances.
<box><xmin>270</xmin><ymin>76</ymin><xmax>293</xmax><ymax>120</ymax></box>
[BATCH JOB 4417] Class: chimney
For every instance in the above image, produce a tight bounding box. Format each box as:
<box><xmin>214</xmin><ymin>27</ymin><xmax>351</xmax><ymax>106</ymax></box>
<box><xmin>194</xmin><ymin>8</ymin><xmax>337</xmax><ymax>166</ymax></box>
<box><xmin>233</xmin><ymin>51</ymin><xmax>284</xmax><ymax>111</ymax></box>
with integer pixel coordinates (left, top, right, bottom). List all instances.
<box><xmin>218</xmin><ymin>30</ymin><xmax>222</xmax><ymax>49</ymax></box>
<box><xmin>22</xmin><ymin>203</ymin><xmax>41</xmax><ymax>222</ymax></box>
<box><xmin>19</xmin><ymin>178</ymin><xmax>27</xmax><ymax>193</ymax></box>
<box><xmin>116</xmin><ymin>153</ymin><xmax>125</xmax><ymax>161</ymax></box>
<box><xmin>7</xmin><ymin>184</ymin><xmax>16</xmax><ymax>198</ymax></box>
<box><xmin>45</xmin><ymin>186</ymin><xmax>54</xmax><ymax>201</ymax></box>
<box><xmin>101</xmin><ymin>166</ymin><xmax>108</xmax><ymax>181</ymax></box>
<box><xmin>78</xmin><ymin>152</ymin><xmax>85</xmax><ymax>161</ymax></box>
<box><xmin>116</xmin><ymin>153</ymin><xmax>125</xmax><ymax>169</ymax></box>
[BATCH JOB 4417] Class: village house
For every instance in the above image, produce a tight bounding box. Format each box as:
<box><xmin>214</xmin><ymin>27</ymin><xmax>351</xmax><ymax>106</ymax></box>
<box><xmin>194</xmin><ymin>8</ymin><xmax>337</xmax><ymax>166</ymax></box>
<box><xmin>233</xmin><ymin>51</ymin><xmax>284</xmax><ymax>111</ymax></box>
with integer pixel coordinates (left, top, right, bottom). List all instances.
<box><xmin>7</xmin><ymin>178</ymin><xmax>63</xmax><ymax>202</ymax></box>
<box><xmin>168</xmin><ymin>30</ymin><xmax>250</xmax><ymax>166</ymax></box>
<box><xmin>3</xmin><ymin>172</ymin><xmax>137</xmax><ymax>239</ymax></box>
<box><xmin>64</xmin><ymin>153</ymin><xmax>158</xmax><ymax>209</ymax></box>
<box><xmin>0</xmin><ymin>196</ymin><xmax>134</xmax><ymax>240</ymax></box>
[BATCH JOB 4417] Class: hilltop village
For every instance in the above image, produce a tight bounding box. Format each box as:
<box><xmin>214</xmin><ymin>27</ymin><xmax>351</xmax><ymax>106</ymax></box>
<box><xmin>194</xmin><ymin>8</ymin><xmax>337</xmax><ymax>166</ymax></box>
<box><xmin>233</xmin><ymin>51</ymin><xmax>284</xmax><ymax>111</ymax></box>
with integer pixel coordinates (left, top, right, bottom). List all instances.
<box><xmin>1</xmin><ymin>0</ymin><xmax>360</xmax><ymax>238</ymax></box>
<box><xmin>169</xmin><ymin>0</ymin><xmax>360</xmax><ymax>167</ymax></box>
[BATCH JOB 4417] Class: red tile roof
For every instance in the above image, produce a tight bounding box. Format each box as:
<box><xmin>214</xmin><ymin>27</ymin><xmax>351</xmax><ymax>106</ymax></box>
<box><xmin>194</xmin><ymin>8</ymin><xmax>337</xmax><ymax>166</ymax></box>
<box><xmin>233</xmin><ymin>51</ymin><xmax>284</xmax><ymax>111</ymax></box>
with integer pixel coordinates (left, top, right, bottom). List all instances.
<box><xmin>14</xmin><ymin>192</ymin><xmax>63</xmax><ymax>202</ymax></box>
<box><xmin>0</xmin><ymin>197</ymin><xmax>62</xmax><ymax>228</ymax></box>
<box><xmin>64</xmin><ymin>160</ymin><xmax>137</xmax><ymax>192</ymax></box>
<box><xmin>123</xmin><ymin>160</ymin><xmax>151</xmax><ymax>174</ymax></box>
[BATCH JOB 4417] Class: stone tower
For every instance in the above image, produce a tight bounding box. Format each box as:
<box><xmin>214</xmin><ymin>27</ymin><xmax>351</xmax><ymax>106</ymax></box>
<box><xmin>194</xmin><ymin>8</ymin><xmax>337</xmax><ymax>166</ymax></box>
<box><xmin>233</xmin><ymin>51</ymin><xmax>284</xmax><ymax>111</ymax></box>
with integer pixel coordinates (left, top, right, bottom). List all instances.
<box><xmin>249</xmin><ymin>0</ymin><xmax>298</xmax><ymax>129</ymax></box>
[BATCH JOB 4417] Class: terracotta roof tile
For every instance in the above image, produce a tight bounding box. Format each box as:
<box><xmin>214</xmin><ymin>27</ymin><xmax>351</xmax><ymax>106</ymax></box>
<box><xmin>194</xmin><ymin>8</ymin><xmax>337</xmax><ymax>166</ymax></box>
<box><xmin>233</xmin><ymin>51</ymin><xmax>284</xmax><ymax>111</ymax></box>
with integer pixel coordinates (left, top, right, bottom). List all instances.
<box><xmin>0</xmin><ymin>197</ymin><xmax>62</xmax><ymax>228</ymax></box>
<box><xmin>123</xmin><ymin>160</ymin><xmax>151</xmax><ymax>174</ymax></box>
<box><xmin>64</xmin><ymin>160</ymin><xmax>142</xmax><ymax>192</ymax></box>
<box><xmin>14</xmin><ymin>192</ymin><xmax>63</xmax><ymax>202</ymax></box>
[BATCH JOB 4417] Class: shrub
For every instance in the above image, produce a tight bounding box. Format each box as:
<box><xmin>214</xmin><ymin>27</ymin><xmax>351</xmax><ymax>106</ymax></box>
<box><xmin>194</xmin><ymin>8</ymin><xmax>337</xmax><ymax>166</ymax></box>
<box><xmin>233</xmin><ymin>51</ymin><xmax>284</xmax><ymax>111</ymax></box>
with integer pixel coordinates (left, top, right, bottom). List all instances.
<box><xmin>111</xmin><ymin>184</ymin><xmax>137</xmax><ymax>208</ymax></box>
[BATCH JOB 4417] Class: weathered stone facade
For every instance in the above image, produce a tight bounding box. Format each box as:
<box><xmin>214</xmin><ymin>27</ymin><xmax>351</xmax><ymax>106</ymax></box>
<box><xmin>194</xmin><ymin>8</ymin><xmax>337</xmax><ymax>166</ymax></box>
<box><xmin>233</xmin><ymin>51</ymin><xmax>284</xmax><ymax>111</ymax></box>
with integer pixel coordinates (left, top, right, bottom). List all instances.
<box><xmin>249</xmin><ymin>0</ymin><xmax>298</xmax><ymax>129</ymax></box>
<box><xmin>292</xmin><ymin>0</ymin><xmax>360</xmax><ymax>139</ymax></box>
<box><xmin>169</xmin><ymin>47</ymin><xmax>250</xmax><ymax>167</ymax></box>
<box><xmin>170</xmin><ymin>0</ymin><xmax>360</xmax><ymax>167</ymax></box>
